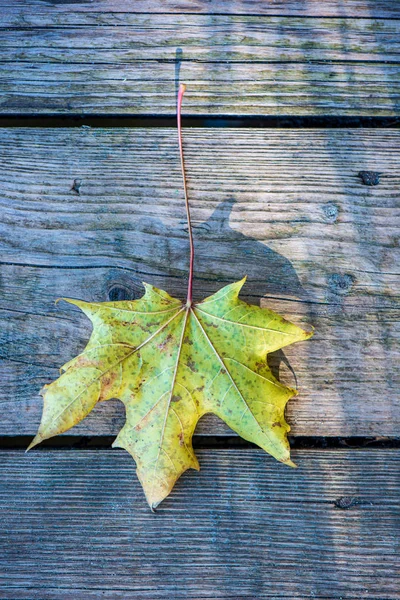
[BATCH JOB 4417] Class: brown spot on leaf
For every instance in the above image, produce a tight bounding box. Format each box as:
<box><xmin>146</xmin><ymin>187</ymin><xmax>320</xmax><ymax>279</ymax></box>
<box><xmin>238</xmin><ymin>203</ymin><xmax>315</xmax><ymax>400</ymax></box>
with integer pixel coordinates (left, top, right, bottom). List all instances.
<box><xmin>99</xmin><ymin>370</ymin><xmax>119</xmax><ymax>401</ymax></box>
<box><xmin>135</xmin><ymin>416</ymin><xmax>149</xmax><ymax>432</ymax></box>
<box><xmin>178</xmin><ymin>432</ymin><xmax>185</xmax><ymax>447</ymax></box>
<box><xmin>73</xmin><ymin>355</ymin><xmax>99</xmax><ymax>370</ymax></box>
<box><xmin>272</xmin><ymin>422</ymin><xmax>282</xmax><ymax>428</ymax></box>
<box><xmin>171</xmin><ymin>395</ymin><xmax>181</xmax><ymax>403</ymax></box>
<box><xmin>158</xmin><ymin>334</ymin><xmax>173</xmax><ymax>351</ymax></box>
<box><xmin>183</xmin><ymin>336</ymin><xmax>193</xmax><ymax>345</ymax></box>
<box><xmin>186</xmin><ymin>360</ymin><xmax>198</xmax><ymax>373</ymax></box>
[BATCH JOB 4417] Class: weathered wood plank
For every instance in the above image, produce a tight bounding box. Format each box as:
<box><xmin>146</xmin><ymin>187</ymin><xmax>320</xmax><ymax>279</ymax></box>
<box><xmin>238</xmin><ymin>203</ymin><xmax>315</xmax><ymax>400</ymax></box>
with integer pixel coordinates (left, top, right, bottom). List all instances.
<box><xmin>2</xmin><ymin>62</ymin><xmax>399</xmax><ymax>117</ymax></box>
<box><xmin>0</xmin><ymin>449</ymin><xmax>399</xmax><ymax>598</ymax></box>
<box><xmin>1</xmin><ymin>262</ymin><xmax>398</xmax><ymax>438</ymax></box>
<box><xmin>1</xmin><ymin>128</ymin><xmax>399</xmax><ymax>438</ymax></box>
<box><xmin>2</xmin><ymin>0</ymin><xmax>400</xmax><ymax>22</ymax></box>
<box><xmin>0</xmin><ymin>15</ymin><xmax>398</xmax><ymax>116</ymax></box>
<box><xmin>2</xmin><ymin>16</ymin><xmax>399</xmax><ymax>62</ymax></box>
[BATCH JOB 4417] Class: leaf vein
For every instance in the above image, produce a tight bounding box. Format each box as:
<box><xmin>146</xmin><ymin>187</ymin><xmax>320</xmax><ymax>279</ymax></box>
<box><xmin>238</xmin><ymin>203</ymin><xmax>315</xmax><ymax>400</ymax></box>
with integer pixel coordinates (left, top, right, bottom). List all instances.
<box><xmin>41</xmin><ymin>308</ymin><xmax>184</xmax><ymax>434</ymax></box>
<box><xmin>191</xmin><ymin>308</ymin><xmax>284</xmax><ymax>456</ymax></box>
<box><xmin>195</xmin><ymin>307</ymin><xmax>296</xmax><ymax>336</ymax></box>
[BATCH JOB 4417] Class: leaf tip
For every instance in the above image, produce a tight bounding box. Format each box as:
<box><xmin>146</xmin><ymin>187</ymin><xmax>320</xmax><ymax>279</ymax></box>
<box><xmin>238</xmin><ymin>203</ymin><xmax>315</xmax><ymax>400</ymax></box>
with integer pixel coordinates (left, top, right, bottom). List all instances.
<box><xmin>304</xmin><ymin>324</ymin><xmax>314</xmax><ymax>339</ymax></box>
<box><xmin>55</xmin><ymin>297</ymin><xmax>76</xmax><ymax>307</ymax></box>
<box><xmin>62</xmin><ymin>298</ymin><xmax>81</xmax><ymax>306</ymax></box>
<box><xmin>149</xmin><ymin>499</ymin><xmax>163</xmax><ymax>512</ymax></box>
<box><xmin>231</xmin><ymin>275</ymin><xmax>247</xmax><ymax>298</ymax></box>
<box><xmin>283</xmin><ymin>458</ymin><xmax>297</xmax><ymax>468</ymax></box>
<box><xmin>141</xmin><ymin>282</ymin><xmax>159</xmax><ymax>299</ymax></box>
<box><xmin>238</xmin><ymin>275</ymin><xmax>247</xmax><ymax>289</ymax></box>
<box><xmin>26</xmin><ymin>435</ymin><xmax>41</xmax><ymax>453</ymax></box>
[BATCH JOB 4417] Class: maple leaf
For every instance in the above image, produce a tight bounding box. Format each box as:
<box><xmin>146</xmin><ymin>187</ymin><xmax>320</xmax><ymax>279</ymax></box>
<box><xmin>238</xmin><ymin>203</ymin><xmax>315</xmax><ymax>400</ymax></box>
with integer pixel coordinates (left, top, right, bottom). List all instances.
<box><xmin>28</xmin><ymin>85</ymin><xmax>312</xmax><ymax>509</ymax></box>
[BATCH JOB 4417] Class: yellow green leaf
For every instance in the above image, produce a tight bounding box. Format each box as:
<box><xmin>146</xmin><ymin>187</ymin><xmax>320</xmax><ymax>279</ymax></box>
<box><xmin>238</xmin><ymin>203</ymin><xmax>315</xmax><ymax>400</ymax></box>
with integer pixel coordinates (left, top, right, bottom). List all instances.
<box><xmin>28</xmin><ymin>277</ymin><xmax>312</xmax><ymax>509</ymax></box>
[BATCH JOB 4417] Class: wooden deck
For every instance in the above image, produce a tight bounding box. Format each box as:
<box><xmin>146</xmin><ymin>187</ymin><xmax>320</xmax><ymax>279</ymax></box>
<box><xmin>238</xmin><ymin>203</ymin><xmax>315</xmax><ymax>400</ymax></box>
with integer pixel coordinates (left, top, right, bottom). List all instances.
<box><xmin>1</xmin><ymin>2</ymin><xmax>399</xmax><ymax>598</ymax></box>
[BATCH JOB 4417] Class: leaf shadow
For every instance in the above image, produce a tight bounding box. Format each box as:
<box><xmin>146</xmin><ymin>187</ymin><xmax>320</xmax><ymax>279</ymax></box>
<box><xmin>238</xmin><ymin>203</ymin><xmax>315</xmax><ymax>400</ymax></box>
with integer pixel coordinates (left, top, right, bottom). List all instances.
<box><xmin>190</xmin><ymin>196</ymin><xmax>307</xmax><ymax>302</ymax></box>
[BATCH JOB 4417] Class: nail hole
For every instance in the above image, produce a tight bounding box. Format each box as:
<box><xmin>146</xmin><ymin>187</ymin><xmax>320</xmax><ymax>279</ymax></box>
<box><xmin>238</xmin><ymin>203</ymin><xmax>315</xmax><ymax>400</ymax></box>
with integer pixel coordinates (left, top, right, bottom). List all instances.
<box><xmin>358</xmin><ymin>171</ymin><xmax>381</xmax><ymax>186</ymax></box>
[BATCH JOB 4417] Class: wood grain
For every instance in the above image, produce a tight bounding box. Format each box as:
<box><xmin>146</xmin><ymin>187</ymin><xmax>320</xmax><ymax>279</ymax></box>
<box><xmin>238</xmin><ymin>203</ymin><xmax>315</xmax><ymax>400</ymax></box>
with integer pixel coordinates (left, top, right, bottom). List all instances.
<box><xmin>1</xmin><ymin>448</ymin><xmax>399</xmax><ymax>598</ymax></box>
<box><xmin>2</xmin><ymin>62</ymin><xmax>399</xmax><ymax>118</ymax></box>
<box><xmin>2</xmin><ymin>0</ymin><xmax>400</xmax><ymax>22</ymax></box>
<box><xmin>0</xmin><ymin>13</ymin><xmax>399</xmax><ymax>116</ymax></box>
<box><xmin>1</xmin><ymin>128</ymin><xmax>399</xmax><ymax>438</ymax></box>
<box><xmin>3</xmin><ymin>16</ymin><xmax>399</xmax><ymax>62</ymax></box>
